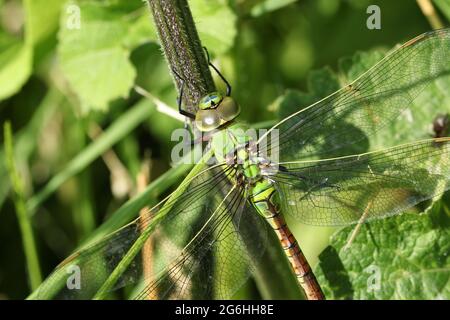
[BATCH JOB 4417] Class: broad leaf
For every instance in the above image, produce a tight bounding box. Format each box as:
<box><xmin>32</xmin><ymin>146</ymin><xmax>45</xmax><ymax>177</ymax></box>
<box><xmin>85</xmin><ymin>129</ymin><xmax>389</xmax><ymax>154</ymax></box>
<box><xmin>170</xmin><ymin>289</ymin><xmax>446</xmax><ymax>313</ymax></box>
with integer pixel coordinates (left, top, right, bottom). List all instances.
<box><xmin>24</xmin><ymin>0</ymin><xmax>63</xmax><ymax>46</ymax></box>
<box><xmin>0</xmin><ymin>34</ymin><xmax>32</xmax><ymax>100</ymax></box>
<box><xmin>275</xmin><ymin>44</ymin><xmax>450</xmax><ymax>300</ymax></box>
<box><xmin>57</xmin><ymin>1</ymin><xmax>138</xmax><ymax>112</ymax></box>
<box><xmin>315</xmin><ymin>199</ymin><xmax>450</xmax><ymax>299</ymax></box>
<box><xmin>191</xmin><ymin>0</ymin><xmax>237</xmax><ymax>55</ymax></box>
<box><xmin>0</xmin><ymin>0</ymin><xmax>63</xmax><ymax>101</ymax></box>
<box><xmin>250</xmin><ymin>0</ymin><xmax>298</xmax><ymax>17</ymax></box>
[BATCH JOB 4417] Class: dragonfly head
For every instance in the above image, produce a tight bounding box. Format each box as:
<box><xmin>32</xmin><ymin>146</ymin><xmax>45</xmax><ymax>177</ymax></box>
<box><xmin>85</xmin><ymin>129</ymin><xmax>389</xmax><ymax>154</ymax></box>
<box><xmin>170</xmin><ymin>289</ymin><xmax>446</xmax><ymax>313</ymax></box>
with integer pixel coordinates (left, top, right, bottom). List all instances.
<box><xmin>195</xmin><ymin>92</ymin><xmax>240</xmax><ymax>131</ymax></box>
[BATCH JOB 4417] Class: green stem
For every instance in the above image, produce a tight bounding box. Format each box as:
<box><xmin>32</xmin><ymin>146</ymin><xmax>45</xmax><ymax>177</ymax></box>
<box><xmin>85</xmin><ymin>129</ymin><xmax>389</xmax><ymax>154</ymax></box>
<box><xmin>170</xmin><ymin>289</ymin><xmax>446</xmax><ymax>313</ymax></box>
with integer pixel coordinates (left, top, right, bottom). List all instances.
<box><xmin>3</xmin><ymin>121</ymin><xmax>42</xmax><ymax>290</ymax></box>
<box><xmin>0</xmin><ymin>88</ymin><xmax>61</xmax><ymax>211</ymax></box>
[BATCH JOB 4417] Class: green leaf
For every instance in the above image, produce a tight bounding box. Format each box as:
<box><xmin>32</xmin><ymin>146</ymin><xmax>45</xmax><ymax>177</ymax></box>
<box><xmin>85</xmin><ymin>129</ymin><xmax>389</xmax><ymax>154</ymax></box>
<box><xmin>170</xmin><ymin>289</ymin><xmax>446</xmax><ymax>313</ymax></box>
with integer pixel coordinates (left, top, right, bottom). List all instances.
<box><xmin>275</xmin><ymin>67</ymin><xmax>340</xmax><ymax>120</ymax></box>
<box><xmin>0</xmin><ymin>33</ymin><xmax>32</xmax><ymax>101</ymax></box>
<box><xmin>56</xmin><ymin>0</ymin><xmax>236</xmax><ymax>112</ymax></box>
<box><xmin>275</xmin><ymin>44</ymin><xmax>450</xmax><ymax>300</ymax></box>
<box><xmin>0</xmin><ymin>0</ymin><xmax>63</xmax><ymax>101</ymax></box>
<box><xmin>191</xmin><ymin>0</ymin><xmax>236</xmax><ymax>55</ymax></box>
<box><xmin>338</xmin><ymin>50</ymin><xmax>385</xmax><ymax>82</ymax></box>
<box><xmin>3</xmin><ymin>121</ymin><xmax>42</xmax><ymax>290</ymax></box>
<box><xmin>434</xmin><ymin>0</ymin><xmax>450</xmax><ymax>22</ymax></box>
<box><xmin>24</xmin><ymin>0</ymin><xmax>63</xmax><ymax>46</ymax></box>
<box><xmin>315</xmin><ymin>200</ymin><xmax>450</xmax><ymax>299</ymax></box>
<box><xmin>277</xmin><ymin>48</ymin><xmax>450</xmax><ymax>153</ymax></box>
<box><xmin>339</xmin><ymin>49</ymin><xmax>450</xmax><ymax>150</ymax></box>
<box><xmin>122</xmin><ymin>13</ymin><xmax>158</xmax><ymax>49</ymax></box>
<box><xmin>128</xmin><ymin>0</ymin><xmax>236</xmax><ymax>56</ymax></box>
<box><xmin>58</xmin><ymin>1</ymin><xmax>137</xmax><ymax>112</ymax></box>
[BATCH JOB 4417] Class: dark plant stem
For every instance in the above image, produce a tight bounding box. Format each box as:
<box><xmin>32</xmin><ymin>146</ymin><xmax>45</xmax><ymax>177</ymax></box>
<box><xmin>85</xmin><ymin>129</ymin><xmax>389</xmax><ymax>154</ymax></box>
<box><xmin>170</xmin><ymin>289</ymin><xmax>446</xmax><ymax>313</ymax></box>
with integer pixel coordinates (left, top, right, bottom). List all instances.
<box><xmin>147</xmin><ymin>0</ymin><xmax>215</xmax><ymax>115</ymax></box>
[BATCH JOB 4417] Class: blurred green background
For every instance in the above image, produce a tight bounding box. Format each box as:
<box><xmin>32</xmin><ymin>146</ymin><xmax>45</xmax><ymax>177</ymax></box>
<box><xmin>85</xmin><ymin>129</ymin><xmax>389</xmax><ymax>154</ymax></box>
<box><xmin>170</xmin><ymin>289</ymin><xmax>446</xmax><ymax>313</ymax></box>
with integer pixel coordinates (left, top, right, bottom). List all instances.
<box><xmin>0</xmin><ymin>0</ymin><xmax>448</xmax><ymax>299</ymax></box>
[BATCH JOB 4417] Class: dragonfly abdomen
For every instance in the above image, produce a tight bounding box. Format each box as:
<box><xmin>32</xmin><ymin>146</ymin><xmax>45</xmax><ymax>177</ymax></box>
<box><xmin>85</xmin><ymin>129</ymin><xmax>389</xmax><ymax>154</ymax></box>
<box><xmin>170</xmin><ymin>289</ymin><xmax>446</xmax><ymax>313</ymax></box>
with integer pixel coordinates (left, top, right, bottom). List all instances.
<box><xmin>250</xmin><ymin>182</ymin><xmax>325</xmax><ymax>300</ymax></box>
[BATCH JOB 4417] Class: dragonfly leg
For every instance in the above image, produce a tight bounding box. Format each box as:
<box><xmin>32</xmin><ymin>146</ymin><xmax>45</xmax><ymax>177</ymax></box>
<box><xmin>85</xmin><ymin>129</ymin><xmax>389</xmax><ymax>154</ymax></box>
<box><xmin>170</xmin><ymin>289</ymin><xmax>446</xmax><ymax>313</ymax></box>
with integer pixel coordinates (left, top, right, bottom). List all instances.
<box><xmin>181</xmin><ymin>130</ymin><xmax>212</xmax><ymax>147</ymax></box>
<box><xmin>278</xmin><ymin>167</ymin><xmax>341</xmax><ymax>192</ymax></box>
<box><xmin>297</xmin><ymin>177</ymin><xmax>339</xmax><ymax>206</ymax></box>
<box><xmin>172</xmin><ymin>68</ymin><xmax>196</xmax><ymax>120</ymax></box>
<box><xmin>203</xmin><ymin>47</ymin><xmax>232</xmax><ymax>96</ymax></box>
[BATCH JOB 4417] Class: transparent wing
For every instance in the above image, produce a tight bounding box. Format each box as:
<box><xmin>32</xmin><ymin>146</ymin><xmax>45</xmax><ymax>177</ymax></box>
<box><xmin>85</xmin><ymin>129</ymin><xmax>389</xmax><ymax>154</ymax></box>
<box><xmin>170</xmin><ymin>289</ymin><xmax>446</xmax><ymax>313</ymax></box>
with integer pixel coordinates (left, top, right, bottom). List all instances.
<box><xmin>259</xmin><ymin>29</ymin><xmax>450</xmax><ymax>162</ymax></box>
<box><xmin>34</xmin><ymin>164</ymin><xmax>266</xmax><ymax>300</ymax></box>
<box><xmin>269</xmin><ymin>138</ymin><xmax>450</xmax><ymax>226</ymax></box>
<box><xmin>135</xmin><ymin>188</ymin><xmax>267</xmax><ymax>300</ymax></box>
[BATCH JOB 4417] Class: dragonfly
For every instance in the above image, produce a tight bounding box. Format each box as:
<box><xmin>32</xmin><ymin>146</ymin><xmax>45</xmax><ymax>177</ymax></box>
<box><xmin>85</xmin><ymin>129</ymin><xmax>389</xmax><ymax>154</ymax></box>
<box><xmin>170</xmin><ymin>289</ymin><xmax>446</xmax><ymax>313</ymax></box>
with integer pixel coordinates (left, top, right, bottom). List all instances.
<box><xmin>34</xmin><ymin>29</ymin><xmax>450</xmax><ymax>300</ymax></box>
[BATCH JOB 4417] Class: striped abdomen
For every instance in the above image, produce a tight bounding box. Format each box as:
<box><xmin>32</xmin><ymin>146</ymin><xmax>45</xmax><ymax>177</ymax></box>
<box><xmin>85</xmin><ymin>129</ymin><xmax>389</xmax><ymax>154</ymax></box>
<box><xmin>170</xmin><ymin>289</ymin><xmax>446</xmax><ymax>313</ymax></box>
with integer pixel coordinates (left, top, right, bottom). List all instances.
<box><xmin>250</xmin><ymin>180</ymin><xmax>325</xmax><ymax>300</ymax></box>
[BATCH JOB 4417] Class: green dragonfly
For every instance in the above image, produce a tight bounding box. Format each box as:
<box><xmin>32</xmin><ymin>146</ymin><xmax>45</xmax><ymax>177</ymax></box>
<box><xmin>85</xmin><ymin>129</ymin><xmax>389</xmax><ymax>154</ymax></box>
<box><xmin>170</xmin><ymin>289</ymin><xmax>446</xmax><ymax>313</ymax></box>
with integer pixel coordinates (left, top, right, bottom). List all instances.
<box><xmin>34</xmin><ymin>29</ymin><xmax>450</xmax><ymax>300</ymax></box>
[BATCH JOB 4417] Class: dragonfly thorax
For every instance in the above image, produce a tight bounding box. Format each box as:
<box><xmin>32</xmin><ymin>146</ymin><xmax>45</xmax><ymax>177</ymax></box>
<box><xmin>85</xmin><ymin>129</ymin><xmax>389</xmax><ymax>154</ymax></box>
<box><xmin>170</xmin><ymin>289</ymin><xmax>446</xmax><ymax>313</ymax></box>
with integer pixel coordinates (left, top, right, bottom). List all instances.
<box><xmin>209</xmin><ymin>124</ymin><xmax>268</xmax><ymax>188</ymax></box>
<box><xmin>195</xmin><ymin>92</ymin><xmax>240</xmax><ymax>132</ymax></box>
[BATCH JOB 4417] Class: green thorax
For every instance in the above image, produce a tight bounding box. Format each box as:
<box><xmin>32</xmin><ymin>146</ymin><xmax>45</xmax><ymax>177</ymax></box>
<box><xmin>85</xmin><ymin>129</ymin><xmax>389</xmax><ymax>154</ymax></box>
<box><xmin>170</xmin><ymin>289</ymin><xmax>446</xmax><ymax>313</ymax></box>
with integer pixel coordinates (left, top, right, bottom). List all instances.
<box><xmin>194</xmin><ymin>92</ymin><xmax>278</xmax><ymax>219</ymax></box>
<box><xmin>210</xmin><ymin>122</ymin><xmax>251</xmax><ymax>161</ymax></box>
<box><xmin>209</xmin><ymin>122</ymin><xmax>279</xmax><ymax>219</ymax></box>
<box><xmin>210</xmin><ymin>122</ymin><xmax>261</xmax><ymax>179</ymax></box>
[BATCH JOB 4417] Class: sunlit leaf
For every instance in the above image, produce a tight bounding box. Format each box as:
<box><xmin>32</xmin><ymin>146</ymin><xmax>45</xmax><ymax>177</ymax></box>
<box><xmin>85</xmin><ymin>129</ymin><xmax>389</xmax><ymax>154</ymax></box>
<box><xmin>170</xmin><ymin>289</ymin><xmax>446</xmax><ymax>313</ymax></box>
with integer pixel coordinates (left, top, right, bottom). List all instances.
<box><xmin>57</xmin><ymin>1</ymin><xmax>137</xmax><ymax>112</ymax></box>
<box><xmin>191</xmin><ymin>0</ymin><xmax>237</xmax><ymax>55</ymax></box>
<box><xmin>0</xmin><ymin>33</ymin><xmax>32</xmax><ymax>100</ymax></box>
<box><xmin>250</xmin><ymin>0</ymin><xmax>298</xmax><ymax>17</ymax></box>
<box><xmin>24</xmin><ymin>0</ymin><xmax>63</xmax><ymax>46</ymax></box>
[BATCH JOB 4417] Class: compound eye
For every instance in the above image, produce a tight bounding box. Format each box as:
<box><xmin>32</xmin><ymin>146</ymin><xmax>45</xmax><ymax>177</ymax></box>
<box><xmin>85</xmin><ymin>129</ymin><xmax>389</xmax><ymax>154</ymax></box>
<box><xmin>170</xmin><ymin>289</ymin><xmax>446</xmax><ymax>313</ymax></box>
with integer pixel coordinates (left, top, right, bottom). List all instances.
<box><xmin>199</xmin><ymin>92</ymin><xmax>223</xmax><ymax>109</ymax></box>
<box><xmin>195</xmin><ymin>109</ymin><xmax>220</xmax><ymax>131</ymax></box>
<box><xmin>217</xmin><ymin>97</ymin><xmax>240</xmax><ymax>121</ymax></box>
